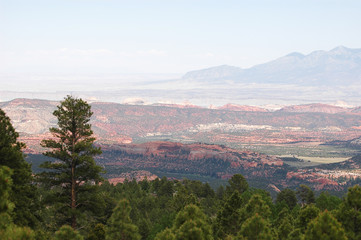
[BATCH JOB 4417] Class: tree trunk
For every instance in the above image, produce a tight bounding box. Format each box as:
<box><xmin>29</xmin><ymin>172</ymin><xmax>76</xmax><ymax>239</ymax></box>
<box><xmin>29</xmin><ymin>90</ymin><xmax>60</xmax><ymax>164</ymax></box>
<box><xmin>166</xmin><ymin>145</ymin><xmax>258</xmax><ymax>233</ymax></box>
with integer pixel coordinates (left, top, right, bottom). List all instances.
<box><xmin>71</xmin><ymin>163</ymin><xmax>76</xmax><ymax>229</ymax></box>
<box><xmin>71</xmin><ymin>126</ymin><xmax>77</xmax><ymax>229</ymax></box>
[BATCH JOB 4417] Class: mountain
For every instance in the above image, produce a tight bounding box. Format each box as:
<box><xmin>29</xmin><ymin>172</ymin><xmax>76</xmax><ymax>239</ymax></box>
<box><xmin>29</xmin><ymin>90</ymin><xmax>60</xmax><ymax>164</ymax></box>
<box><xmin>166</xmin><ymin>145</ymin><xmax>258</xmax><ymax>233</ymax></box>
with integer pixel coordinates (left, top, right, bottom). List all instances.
<box><xmin>182</xmin><ymin>46</ymin><xmax>361</xmax><ymax>86</ymax></box>
<box><xmin>277</xmin><ymin>103</ymin><xmax>351</xmax><ymax>114</ymax></box>
<box><xmin>0</xmin><ymin>98</ymin><xmax>58</xmax><ymax>134</ymax></box>
<box><xmin>182</xmin><ymin>65</ymin><xmax>243</xmax><ymax>83</ymax></box>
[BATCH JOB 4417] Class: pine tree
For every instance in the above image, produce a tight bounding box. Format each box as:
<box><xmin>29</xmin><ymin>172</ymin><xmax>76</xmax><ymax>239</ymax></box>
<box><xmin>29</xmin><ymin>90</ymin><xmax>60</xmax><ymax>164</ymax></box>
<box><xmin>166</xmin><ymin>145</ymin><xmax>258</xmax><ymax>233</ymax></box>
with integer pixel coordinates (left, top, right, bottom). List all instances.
<box><xmin>240</xmin><ymin>194</ymin><xmax>271</xmax><ymax>224</ymax></box>
<box><xmin>315</xmin><ymin>191</ymin><xmax>341</xmax><ymax>211</ymax></box>
<box><xmin>39</xmin><ymin>96</ymin><xmax>103</xmax><ymax>229</ymax></box>
<box><xmin>226</xmin><ymin>174</ymin><xmax>249</xmax><ymax>196</ymax></box>
<box><xmin>173</xmin><ymin>204</ymin><xmax>213</xmax><ymax>240</ymax></box>
<box><xmin>238</xmin><ymin>214</ymin><xmax>273</xmax><ymax>240</ymax></box>
<box><xmin>215</xmin><ymin>191</ymin><xmax>243</xmax><ymax>238</ymax></box>
<box><xmin>304</xmin><ymin>211</ymin><xmax>347</xmax><ymax>240</ymax></box>
<box><xmin>54</xmin><ymin>225</ymin><xmax>84</xmax><ymax>240</ymax></box>
<box><xmin>277</xmin><ymin>218</ymin><xmax>293</xmax><ymax>240</ymax></box>
<box><xmin>0</xmin><ymin>166</ymin><xmax>13</xmax><ymax>229</ymax></box>
<box><xmin>106</xmin><ymin>199</ymin><xmax>141</xmax><ymax>240</ymax></box>
<box><xmin>156</xmin><ymin>204</ymin><xmax>213</xmax><ymax>240</ymax></box>
<box><xmin>0</xmin><ymin>108</ymin><xmax>37</xmax><ymax>227</ymax></box>
<box><xmin>274</xmin><ymin>208</ymin><xmax>294</xmax><ymax>239</ymax></box>
<box><xmin>87</xmin><ymin>223</ymin><xmax>106</xmax><ymax>240</ymax></box>
<box><xmin>276</xmin><ymin>189</ymin><xmax>297</xmax><ymax>210</ymax></box>
<box><xmin>336</xmin><ymin>184</ymin><xmax>361</xmax><ymax>239</ymax></box>
<box><xmin>0</xmin><ymin>166</ymin><xmax>35</xmax><ymax>240</ymax></box>
<box><xmin>154</xmin><ymin>228</ymin><xmax>175</xmax><ymax>240</ymax></box>
<box><xmin>296</xmin><ymin>204</ymin><xmax>319</xmax><ymax>233</ymax></box>
<box><xmin>296</xmin><ymin>185</ymin><xmax>315</xmax><ymax>206</ymax></box>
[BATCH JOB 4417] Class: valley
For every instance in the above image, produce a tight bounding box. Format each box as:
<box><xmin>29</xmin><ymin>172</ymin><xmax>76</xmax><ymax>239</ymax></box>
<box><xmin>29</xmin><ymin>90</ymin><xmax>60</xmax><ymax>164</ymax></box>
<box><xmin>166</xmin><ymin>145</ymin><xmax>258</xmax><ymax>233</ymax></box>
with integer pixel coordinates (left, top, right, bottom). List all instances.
<box><xmin>2</xmin><ymin>98</ymin><xmax>361</xmax><ymax>194</ymax></box>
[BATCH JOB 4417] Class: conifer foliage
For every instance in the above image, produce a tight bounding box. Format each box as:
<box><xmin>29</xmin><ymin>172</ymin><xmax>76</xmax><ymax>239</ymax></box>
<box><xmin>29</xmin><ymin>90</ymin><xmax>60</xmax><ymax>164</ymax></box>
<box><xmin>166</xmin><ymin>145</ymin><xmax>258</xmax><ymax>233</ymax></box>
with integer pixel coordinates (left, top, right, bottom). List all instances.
<box><xmin>39</xmin><ymin>96</ymin><xmax>103</xmax><ymax>229</ymax></box>
<box><xmin>106</xmin><ymin>199</ymin><xmax>141</xmax><ymax>240</ymax></box>
<box><xmin>305</xmin><ymin>211</ymin><xmax>347</xmax><ymax>240</ymax></box>
<box><xmin>0</xmin><ymin>108</ymin><xmax>37</xmax><ymax>227</ymax></box>
<box><xmin>155</xmin><ymin>204</ymin><xmax>213</xmax><ymax>240</ymax></box>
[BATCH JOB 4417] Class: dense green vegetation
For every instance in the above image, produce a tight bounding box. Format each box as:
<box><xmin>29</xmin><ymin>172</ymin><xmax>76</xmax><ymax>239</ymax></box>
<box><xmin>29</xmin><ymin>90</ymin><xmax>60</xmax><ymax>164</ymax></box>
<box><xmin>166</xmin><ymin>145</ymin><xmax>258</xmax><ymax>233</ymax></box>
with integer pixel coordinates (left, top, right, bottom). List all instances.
<box><xmin>2</xmin><ymin>98</ymin><xmax>361</xmax><ymax>239</ymax></box>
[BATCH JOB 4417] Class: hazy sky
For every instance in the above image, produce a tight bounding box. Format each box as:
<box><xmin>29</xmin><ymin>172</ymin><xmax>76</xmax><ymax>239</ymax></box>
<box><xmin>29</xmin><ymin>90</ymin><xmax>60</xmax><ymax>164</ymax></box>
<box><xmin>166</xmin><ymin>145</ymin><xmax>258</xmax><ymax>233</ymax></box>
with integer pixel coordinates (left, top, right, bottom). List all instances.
<box><xmin>1</xmin><ymin>0</ymin><xmax>361</xmax><ymax>76</ymax></box>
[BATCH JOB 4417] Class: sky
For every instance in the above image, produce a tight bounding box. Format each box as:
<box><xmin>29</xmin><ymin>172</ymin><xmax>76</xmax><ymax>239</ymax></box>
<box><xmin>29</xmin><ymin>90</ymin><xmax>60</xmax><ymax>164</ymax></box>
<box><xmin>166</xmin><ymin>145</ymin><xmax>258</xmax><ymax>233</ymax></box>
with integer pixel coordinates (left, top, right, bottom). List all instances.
<box><xmin>0</xmin><ymin>0</ymin><xmax>361</xmax><ymax>78</ymax></box>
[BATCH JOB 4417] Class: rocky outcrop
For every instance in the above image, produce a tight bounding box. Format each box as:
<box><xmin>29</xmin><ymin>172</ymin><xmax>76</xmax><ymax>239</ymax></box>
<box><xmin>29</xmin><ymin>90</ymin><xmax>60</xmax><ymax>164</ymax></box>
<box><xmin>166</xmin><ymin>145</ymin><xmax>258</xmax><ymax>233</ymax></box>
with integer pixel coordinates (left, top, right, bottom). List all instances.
<box><xmin>107</xmin><ymin>170</ymin><xmax>158</xmax><ymax>185</ymax></box>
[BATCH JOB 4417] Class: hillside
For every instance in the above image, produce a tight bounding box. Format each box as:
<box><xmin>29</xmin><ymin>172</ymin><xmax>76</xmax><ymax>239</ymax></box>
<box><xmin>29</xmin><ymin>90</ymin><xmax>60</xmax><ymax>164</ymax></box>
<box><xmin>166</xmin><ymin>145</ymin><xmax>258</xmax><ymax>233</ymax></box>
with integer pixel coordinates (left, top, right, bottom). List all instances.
<box><xmin>97</xmin><ymin>141</ymin><xmax>361</xmax><ymax>191</ymax></box>
<box><xmin>1</xmin><ymin>99</ymin><xmax>361</xmax><ymax>153</ymax></box>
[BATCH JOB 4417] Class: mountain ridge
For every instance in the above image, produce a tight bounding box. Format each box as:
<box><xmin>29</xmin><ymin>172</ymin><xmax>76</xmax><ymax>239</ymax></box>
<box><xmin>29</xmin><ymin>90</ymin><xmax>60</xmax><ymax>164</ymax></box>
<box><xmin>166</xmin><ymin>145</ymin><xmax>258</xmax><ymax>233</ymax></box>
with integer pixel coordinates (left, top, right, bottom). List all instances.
<box><xmin>182</xmin><ymin>46</ymin><xmax>361</xmax><ymax>86</ymax></box>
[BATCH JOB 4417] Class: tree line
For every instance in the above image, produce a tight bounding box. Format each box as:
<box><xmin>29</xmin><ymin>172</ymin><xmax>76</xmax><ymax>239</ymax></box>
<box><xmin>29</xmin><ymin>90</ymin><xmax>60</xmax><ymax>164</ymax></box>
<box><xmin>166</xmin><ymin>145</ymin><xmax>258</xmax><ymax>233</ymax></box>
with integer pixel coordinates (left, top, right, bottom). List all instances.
<box><xmin>1</xmin><ymin>96</ymin><xmax>361</xmax><ymax>239</ymax></box>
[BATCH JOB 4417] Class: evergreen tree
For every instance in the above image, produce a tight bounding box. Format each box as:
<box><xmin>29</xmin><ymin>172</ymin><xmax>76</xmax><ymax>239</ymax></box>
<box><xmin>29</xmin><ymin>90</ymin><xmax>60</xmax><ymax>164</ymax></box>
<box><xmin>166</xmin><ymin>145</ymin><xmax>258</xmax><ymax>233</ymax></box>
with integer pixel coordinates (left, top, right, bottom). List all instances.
<box><xmin>1</xmin><ymin>225</ymin><xmax>35</xmax><ymax>240</ymax></box>
<box><xmin>296</xmin><ymin>185</ymin><xmax>315</xmax><ymax>206</ymax></box>
<box><xmin>0</xmin><ymin>166</ymin><xmax>35</xmax><ymax>240</ymax></box>
<box><xmin>87</xmin><ymin>223</ymin><xmax>106</xmax><ymax>240</ymax></box>
<box><xmin>286</xmin><ymin>229</ymin><xmax>303</xmax><ymax>240</ymax></box>
<box><xmin>274</xmin><ymin>208</ymin><xmax>294</xmax><ymax>239</ymax></box>
<box><xmin>226</xmin><ymin>174</ymin><xmax>249</xmax><ymax>196</ymax></box>
<box><xmin>274</xmin><ymin>207</ymin><xmax>292</xmax><ymax>228</ymax></box>
<box><xmin>106</xmin><ymin>199</ymin><xmax>141</xmax><ymax>240</ymax></box>
<box><xmin>39</xmin><ymin>96</ymin><xmax>103</xmax><ymax>229</ymax></box>
<box><xmin>336</xmin><ymin>184</ymin><xmax>361</xmax><ymax>239</ymax></box>
<box><xmin>215</xmin><ymin>191</ymin><xmax>243</xmax><ymax>238</ymax></box>
<box><xmin>276</xmin><ymin>189</ymin><xmax>297</xmax><ymax>210</ymax></box>
<box><xmin>304</xmin><ymin>211</ymin><xmax>347</xmax><ymax>240</ymax></box>
<box><xmin>0</xmin><ymin>109</ymin><xmax>37</xmax><ymax>227</ymax></box>
<box><xmin>315</xmin><ymin>191</ymin><xmax>341</xmax><ymax>211</ymax></box>
<box><xmin>240</xmin><ymin>194</ymin><xmax>271</xmax><ymax>224</ymax></box>
<box><xmin>172</xmin><ymin>204</ymin><xmax>213</xmax><ymax>240</ymax></box>
<box><xmin>0</xmin><ymin>166</ymin><xmax>13</xmax><ymax>230</ymax></box>
<box><xmin>296</xmin><ymin>204</ymin><xmax>320</xmax><ymax>233</ymax></box>
<box><xmin>277</xmin><ymin>218</ymin><xmax>293</xmax><ymax>240</ymax></box>
<box><xmin>154</xmin><ymin>228</ymin><xmax>175</xmax><ymax>240</ymax></box>
<box><xmin>54</xmin><ymin>225</ymin><xmax>83</xmax><ymax>240</ymax></box>
<box><xmin>238</xmin><ymin>214</ymin><xmax>273</xmax><ymax>240</ymax></box>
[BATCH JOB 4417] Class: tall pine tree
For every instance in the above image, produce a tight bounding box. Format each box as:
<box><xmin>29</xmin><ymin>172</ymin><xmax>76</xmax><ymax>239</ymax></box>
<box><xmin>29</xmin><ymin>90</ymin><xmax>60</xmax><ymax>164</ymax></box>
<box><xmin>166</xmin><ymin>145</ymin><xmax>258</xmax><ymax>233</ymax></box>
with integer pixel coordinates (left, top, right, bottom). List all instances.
<box><xmin>39</xmin><ymin>96</ymin><xmax>103</xmax><ymax>229</ymax></box>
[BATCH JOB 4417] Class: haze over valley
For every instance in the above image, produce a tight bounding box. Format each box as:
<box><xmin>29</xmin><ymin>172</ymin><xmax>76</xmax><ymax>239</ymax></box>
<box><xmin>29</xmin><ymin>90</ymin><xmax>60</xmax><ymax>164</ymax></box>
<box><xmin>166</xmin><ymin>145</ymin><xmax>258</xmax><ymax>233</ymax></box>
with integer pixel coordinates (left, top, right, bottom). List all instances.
<box><xmin>2</xmin><ymin>46</ymin><xmax>361</xmax><ymax>107</ymax></box>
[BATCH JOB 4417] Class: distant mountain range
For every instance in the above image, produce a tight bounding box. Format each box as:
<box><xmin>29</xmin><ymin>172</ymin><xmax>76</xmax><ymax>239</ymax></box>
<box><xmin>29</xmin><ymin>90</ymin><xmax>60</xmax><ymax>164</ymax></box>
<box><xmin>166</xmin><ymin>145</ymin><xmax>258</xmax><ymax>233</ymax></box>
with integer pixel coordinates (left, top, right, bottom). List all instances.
<box><xmin>1</xmin><ymin>46</ymin><xmax>361</xmax><ymax>106</ymax></box>
<box><xmin>182</xmin><ymin>46</ymin><xmax>361</xmax><ymax>86</ymax></box>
